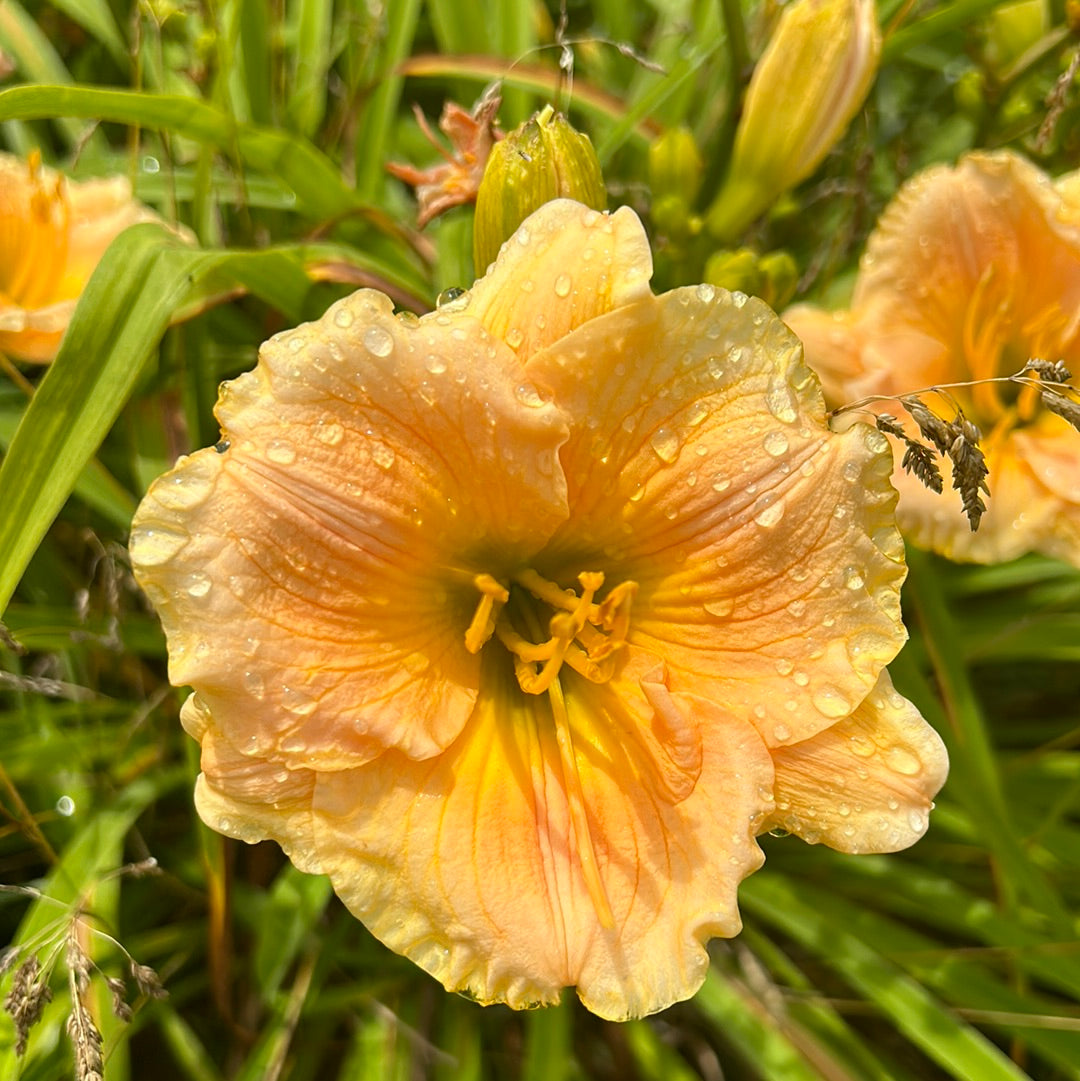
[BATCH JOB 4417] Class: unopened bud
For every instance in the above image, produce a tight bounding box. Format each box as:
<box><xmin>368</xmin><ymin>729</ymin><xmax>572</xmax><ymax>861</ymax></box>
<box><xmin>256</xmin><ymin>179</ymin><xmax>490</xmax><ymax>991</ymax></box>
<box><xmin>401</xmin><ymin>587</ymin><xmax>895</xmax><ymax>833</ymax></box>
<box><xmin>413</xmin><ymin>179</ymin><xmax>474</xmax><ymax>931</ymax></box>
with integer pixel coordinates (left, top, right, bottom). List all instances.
<box><xmin>649</xmin><ymin>127</ymin><xmax>704</xmax><ymax>207</ymax></box>
<box><xmin>707</xmin><ymin>0</ymin><xmax>881</xmax><ymax>242</ymax></box>
<box><xmin>704</xmin><ymin>249</ymin><xmax>763</xmax><ymax>297</ymax></box>
<box><xmin>473</xmin><ymin>106</ymin><xmax>606</xmax><ymax>274</ymax></box>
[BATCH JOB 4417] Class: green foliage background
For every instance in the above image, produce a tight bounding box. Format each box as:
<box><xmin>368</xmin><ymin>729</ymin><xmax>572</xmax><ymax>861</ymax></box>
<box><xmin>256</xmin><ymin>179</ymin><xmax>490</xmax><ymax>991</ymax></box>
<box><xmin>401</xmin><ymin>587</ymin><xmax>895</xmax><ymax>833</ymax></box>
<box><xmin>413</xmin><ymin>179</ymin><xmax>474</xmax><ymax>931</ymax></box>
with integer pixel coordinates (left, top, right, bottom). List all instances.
<box><xmin>1</xmin><ymin>1</ymin><xmax>1079</xmax><ymax>1078</ymax></box>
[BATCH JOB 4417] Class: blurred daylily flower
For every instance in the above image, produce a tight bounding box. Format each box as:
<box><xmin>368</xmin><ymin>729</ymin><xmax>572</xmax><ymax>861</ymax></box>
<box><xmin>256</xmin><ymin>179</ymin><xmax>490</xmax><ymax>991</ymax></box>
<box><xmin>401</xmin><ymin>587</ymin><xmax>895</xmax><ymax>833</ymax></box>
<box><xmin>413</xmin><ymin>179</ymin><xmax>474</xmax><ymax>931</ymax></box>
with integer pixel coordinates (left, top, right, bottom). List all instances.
<box><xmin>131</xmin><ymin>200</ymin><xmax>946</xmax><ymax>1019</ymax></box>
<box><xmin>0</xmin><ymin>151</ymin><xmax>164</xmax><ymax>362</ymax></box>
<box><xmin>786</xmin><ymin>151</ymin><xmax>1080</xmax><ymax>565</ymax></box>
<box><xmin>387</xmin><ymin>93</ymin><xmax>503</xmax><ymax>228</ymax></box>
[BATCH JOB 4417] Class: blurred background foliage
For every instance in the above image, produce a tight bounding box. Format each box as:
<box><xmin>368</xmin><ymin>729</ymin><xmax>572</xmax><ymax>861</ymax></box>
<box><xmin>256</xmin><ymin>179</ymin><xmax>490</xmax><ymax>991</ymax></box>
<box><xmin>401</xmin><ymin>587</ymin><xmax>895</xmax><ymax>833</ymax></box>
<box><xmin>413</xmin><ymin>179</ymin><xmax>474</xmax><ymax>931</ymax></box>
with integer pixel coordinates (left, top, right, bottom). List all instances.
<box><xmin>1</xmin><ymin>0</ymin><xmax>1079</xmax><ymax>1078</ymax></box>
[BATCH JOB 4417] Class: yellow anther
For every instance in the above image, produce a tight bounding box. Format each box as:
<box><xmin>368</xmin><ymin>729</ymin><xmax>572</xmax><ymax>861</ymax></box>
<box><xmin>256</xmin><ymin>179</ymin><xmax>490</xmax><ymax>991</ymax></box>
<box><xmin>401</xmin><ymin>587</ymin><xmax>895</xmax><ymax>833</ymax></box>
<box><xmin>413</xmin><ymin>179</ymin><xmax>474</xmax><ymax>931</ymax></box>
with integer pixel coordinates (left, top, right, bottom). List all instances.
<box><xmin>464</xmin><ymin>573</ymin><xmax>509</xmax><ymax>654</ymax></box>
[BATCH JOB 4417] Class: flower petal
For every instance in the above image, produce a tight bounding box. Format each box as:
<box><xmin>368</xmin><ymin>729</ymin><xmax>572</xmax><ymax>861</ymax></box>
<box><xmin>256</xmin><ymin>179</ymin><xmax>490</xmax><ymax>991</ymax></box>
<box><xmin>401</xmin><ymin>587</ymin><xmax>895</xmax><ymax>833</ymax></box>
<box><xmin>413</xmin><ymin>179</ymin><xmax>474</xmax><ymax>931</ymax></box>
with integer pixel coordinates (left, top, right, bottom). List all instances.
<box><xmin>764</xmin><ymin>670</ymin><xmax>948</xmax><ymax>853</ymax></box>
<box><xmin>528</xmin><ymin>286</ymin><xmax>907</xmax><ymax>749</ymax></box>
<box><xmin>465</xmin><ymin>199</ymin><xmax>653</xmax><ymax>357</ymax></box>
<box><xmin>131</xmin><ymin>289</ymin><xmax>570</xmax><ymax>769</ymax></box>
<box><xmin>182</xmin><ymin>693</ymin><xmax>323</xmax><ymax>873</ymax></box>
<box><xmin>308</xmin><ymin>659</ymin><xmax>771</xmax><ymax>1019</ymax></box>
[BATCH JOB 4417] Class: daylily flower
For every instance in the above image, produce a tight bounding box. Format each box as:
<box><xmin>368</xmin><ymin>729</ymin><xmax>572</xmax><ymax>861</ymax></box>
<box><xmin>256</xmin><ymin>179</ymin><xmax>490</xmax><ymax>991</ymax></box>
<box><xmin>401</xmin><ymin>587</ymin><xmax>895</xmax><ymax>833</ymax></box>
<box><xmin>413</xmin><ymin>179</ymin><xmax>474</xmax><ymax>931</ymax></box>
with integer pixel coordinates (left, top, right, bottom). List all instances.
<box><xmin>785</xmin><ymin>151</ymin><xmax>1080</xmax><ymax>565</ymax></box>
<box><xmin>130</xmin><ymin>199</ymin><xmax>946</xmax><ymax>1019</ymax></box>
<box><xmin>0</xmin><ymin>151</ymin><xmax>164</xmax><ymax>362</ymax></box>
<box><xmin>387</xmin><ymin>94</ymin><xmax>503</xmax><ymax>228</ymax></box>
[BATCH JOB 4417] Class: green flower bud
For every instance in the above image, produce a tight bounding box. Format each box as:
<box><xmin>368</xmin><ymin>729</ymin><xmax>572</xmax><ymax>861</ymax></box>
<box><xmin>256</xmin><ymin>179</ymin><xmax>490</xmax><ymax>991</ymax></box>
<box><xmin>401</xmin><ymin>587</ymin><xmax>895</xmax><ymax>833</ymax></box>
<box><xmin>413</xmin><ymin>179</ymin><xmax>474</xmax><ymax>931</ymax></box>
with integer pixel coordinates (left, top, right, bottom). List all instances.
<box><xmin>981</xmin><ymin>0</ymin><xmax>1047</xmax><ymax>76</ymax></box>
<box><xmin>648</xmin><ymin>127</ymin><xmax>704</xmax><ymax>207</ymax></box>
<box><xmin>704</xmin><ymin>249</ymin><xmax>763</xmax><ymax>297</ymax></box>
<box><xmin>706</xmin><ymin>0</ymin><xmax>881</xmax><ymax>242</ymax></box>
<box><xmin>757</xmin><ymin>250</ymin><xmax>799</xmax><ymax>310</ymax></box>
<box><xmin>473</xmin><ymin>106</ymin><xmax>606</xmax><ymax>274</ymax></box>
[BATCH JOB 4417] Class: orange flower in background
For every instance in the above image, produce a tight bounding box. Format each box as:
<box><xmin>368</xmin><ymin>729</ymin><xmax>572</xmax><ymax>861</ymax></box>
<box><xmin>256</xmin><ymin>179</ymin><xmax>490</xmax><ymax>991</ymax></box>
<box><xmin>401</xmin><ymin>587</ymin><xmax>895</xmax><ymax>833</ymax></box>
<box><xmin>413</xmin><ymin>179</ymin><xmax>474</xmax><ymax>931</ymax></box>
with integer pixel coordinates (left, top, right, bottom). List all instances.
<box><xmin>786</xmin><ymin>151</ymin><xmax>1080</xmax><ymax>565</ymax></box>
<box><xmin>130</xmin><ymin>199</ymin><xmax>946</xmax><ymax>1019</ymax></box>
<box><xmin>0</xmin><ymin>151</ymin><xmax>163</xmax><ymax>362</ymax></box>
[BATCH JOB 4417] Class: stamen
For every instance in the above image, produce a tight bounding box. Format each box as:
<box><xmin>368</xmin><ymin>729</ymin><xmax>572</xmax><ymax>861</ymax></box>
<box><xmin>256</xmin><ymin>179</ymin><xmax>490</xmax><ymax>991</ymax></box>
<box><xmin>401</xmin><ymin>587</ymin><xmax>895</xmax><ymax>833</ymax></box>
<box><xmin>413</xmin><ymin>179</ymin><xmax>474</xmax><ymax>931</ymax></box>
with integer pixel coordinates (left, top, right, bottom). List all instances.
<box><xmin>510</xmin><ymin>576</ymin><xmax>600</xmax><ymax>694</ymax></box>
<box><xmin>464</xmin><ymin>574</ymin><xmax>508</xmax><ymax>654</ymax></box>
<box><xmin>548</xmin><ymin>677</ymin><xmax>615</xmax><ymax>929</ymax></box>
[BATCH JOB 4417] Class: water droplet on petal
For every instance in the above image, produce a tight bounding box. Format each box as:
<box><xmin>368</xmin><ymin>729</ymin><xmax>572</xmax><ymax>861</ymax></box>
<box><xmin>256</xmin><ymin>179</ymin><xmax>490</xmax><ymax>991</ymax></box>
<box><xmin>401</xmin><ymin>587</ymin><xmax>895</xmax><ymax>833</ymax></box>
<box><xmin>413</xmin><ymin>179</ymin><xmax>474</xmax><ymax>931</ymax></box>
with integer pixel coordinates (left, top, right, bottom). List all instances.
<box><xmin>773</xmin><ymin>723</ymin><xmax>792</xmax><ymax>742</ymax></box>
<box><xmin>363</xmin><ymin>325</ymin><xmax>394</xmax><ymax>357</ymax></box>
<box><xmin>186</xmin><ymin>572</ymin><xmax>212</xmax><ymax>599</ymax></box>
<box><xmin>129</xmin><ymin>524</ymin><xmax>188</xmax><ymax>566</ymax></box>
<box><xmin>426</xmin><ymin>354</ymin><xmax>447</xmax><ymax>374</ymax></box>
<box><xmin>554</xmin><ymin>274</ymin><xmax>572</xmax><ymax>297</ymax></box>
<box><xmin>695</xmin><ymin>283</ymin><xmax>716</xmax><ymax>303</ymax></box>
<box><xmin>885</xmin><ymin>745</ymin><xmax>922</xmax><ymax>776</ymax></box>
<box><xmin>704</xmin><ymin>598</ymin><xmax>734</xmax><ymax>618</ymax></box>
<box><xmin>506</xmin><ymin>327</ymin><xmax>524</xmax><ymax>350</ymax></box>
<box><xmin>765</xmin><ymin>382</ymin><xmax>798</xmax><ymax>423</ymax></box>
<box><xmin>763</xmin><ymin>431</ymin><xmax>789</xmax><ymax>457</ymax></box>
<box><xmin>243</xmin><ymin>670</ymin><xmax>265</xmax><ymax>697</ymax></box>
<box><xmin>315</xmin><ymin>420</ymin><xmax>344</xmax><ymax>446</ymax></box>
<box><xmin>332</xmin><ymin>306</ymin><xmax>354</xmax><ymax>329</ymax></box>
<box><xmin>812</xmin><ymin>685</ymin><xmax>851</xmax><ymax>718</ymax></box>
<box><xmin>372</xmin><ymin>443</ymin><xmax>396</xmax><ymax>470</ymax></box>
<box><xmin>849</xmin><ymin>734</ymin><xmax>875</xmax><ymax>757</ymax></box>
<box><xmin>649</xmin><ymin>427</ymin><xmax>680</xmax><ymax>463</ymax></box>
<box><xmin>282</xmin><ymin>685</ymin><xmax>317</xmax><ymax>716</ymax></box>
<box><xmin>267</xmin><ymin>440</ymin><xmax>296</xmax><ymax>465</ymax></box>
<box><xmin>515</xmin><ymin>382</ymin><xmax>546</xmax><ymax>407</ymax></box>
<box><xmin>907</xmin><ymin>810</ymin><xmax>927</xmax><ymax>833</ymax></box>
<box><xmin>436</xmin><ymin>286</ymin><xmax>466</xmax><ymax>308</ymax></box>
<box><xmin>752</xmin><ymin>493</ymin><xmax>785</xmax><ymax>527</ymax></box>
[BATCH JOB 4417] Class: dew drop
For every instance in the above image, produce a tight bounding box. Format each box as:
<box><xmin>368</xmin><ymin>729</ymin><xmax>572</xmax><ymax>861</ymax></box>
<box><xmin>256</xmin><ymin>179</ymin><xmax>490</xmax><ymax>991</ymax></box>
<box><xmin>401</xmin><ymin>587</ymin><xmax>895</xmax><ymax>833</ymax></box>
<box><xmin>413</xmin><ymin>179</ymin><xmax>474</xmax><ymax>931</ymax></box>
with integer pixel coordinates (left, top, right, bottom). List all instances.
<box><xmin>425</xmin><ymin>354</ymin><xmax>447</xmax><ymax>375</ymax></box>
<box><xmin>792</xmin><ymin>670</ymin><xmax>810</xmax><ymax>686</ymax></box>
<box><xmin>813</xmin><ymin>685</ymin><xmax>851</xmax><ymax>718</ymax></box>
<box><xmin>554</xmin><ymin>273</ymin><xmax>572</xmax><ymax>297</ymax></box>
<box><xmin>436</xmin><ymin>286</ymin><xmax>466</xmax><ymax>307</ymax></box>
<box><xmin>214</xmin><ymin>439</ymin><xmax>230</xmax><ymax>454</ymax></box>
<box><xmin>704</xmin><ymin>598</ymin><xmax>734</xmax><ymax>618</ymax></box>
<box><xmin>396</xmin><ymin>310</ymin><xmax>420</xmax><ymax>327</ymax></box>
<box><xmin>186</xmin><ymin>572</ymin><xmax>212</xmax><ymax>599</ymax></box>
<box><xmin>712</xmin><ymin>476</ymin><xmax>731</xmax><ymax>492</ymax></box>
<box><xmin>243</xmin><ymin>670</ymin><xmax>265</xmax><ymax>697</ymax></box>
<box><xmin>282</xmin><ymin>685</ymin><xmax>317</xmax><ymax>716</ymax></box>
<box><xmin>363</xmin><ymin>325</ymin><xmax>394</xmax><ymax>357</ymax></box>
<box><xmin>845</xmin><ymin>566</ymin><xmax>866</xmax><ymax>590</ymax></box>
<box><xmin>332</xmin><ymin>306</ymin><xmax>354</xmax><ymax>329</ymax></box>
<box><xmin>907</xmin><ymin>810</ymin><xmax>927</xmax><ymax>833</ymax></box>
<box><xmin>773</xmin><ymin>723</ymin><xmax>792</xmax><ymax>742</ymax></box>
<box><xmin>752</xmin><ymin>493</ymin><xmax>785</xmax><ymax>528</ymax></box>
<box><xmin>267</xmin><ymin>440</ymin><xmax>296</xmax><ymax>465</ymax></box>
<box><xmin>649</xmin><ymin>427</ymin><xmax>680</xmax><ymax>463</ymax></box>
<box><xmin>372</xmin><ymin>443</ymin><xmax>396</xmax><ymax>470</ymax></box>
<box><xmin>885</xmin><ymin>745</ymin><xmax>922</xmax><ymax>776</ymax></box>
<box><xmin>786</xmin><ymin>599</ymin><xmax>807</xmax><ymax>618</ymax></box>
<box><xmin>315</xmin><ymin>420</ymin><xmax>344</xmax><ymax>446</ymax></box>
<box><xmin>765</xmin><ymin>382</ymin><xmax>798</xmax><ymax>423</ymax></box>
<box><xmin>849</xmin><ymin>734</ymin><xmax>875</xmax><ymax>757</ymax></box>
<box><xmin>763</xmin><ymin>431</ymin><xmax>789</xmax><ymax>457</ymax></box>
<box><xmin>514</xmin><ymin>382</ymin><xmax>546</xmax><ymax>407</ymax></box>
<box><xmin>695</xmin><ymin>283</ymin><xmax>716</xmax><ymax>303</ymax></box>
<box><xmin>775</xmin><ymin>658</ymin><xmax>794</xmax><ymax>676</ymax></box>
<box><xmin>506</xmin><ymin>327</ymin><xmax>524</xmax><ymax>350</ymax></box>
<box><xmin>129</xmin><ymin>524</ymin><xmax>188</xmax><ymax>566</ymax></box>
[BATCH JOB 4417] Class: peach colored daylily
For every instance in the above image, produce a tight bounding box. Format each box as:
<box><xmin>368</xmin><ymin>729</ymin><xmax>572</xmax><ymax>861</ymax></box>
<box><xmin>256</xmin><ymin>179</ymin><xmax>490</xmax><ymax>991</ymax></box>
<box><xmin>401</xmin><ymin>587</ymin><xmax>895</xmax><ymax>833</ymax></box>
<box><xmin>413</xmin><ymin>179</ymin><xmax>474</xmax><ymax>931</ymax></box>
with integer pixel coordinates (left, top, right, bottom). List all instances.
<box><xmin>786</xmin><ymin>151</ymin><xmax>1080</xmax><ymax>565</ymax></box>
<box><xmin>130</xmin><ymin>200</ymin><xmax>946</xmax><ymax>1020</ymax></box>
<box><xmin>0</xmin><ymin>152</ymin><xmax>163</xmax><ymax>362</ymax></box>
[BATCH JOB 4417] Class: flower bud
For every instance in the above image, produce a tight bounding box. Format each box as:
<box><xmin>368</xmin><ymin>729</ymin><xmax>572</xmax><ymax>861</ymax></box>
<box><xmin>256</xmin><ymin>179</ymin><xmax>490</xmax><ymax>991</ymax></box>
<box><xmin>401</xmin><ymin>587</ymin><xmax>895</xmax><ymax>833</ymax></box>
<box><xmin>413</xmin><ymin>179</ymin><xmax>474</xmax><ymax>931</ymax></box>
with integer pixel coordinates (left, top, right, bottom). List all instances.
<box><xmin>473</xmin><ymin>106</ymin><xmax>606</xmax><ymax>274</ymax></box>
<box><xmin>706</xmin><ymin>0</ymin><xmax>881</xmax><ymax>242</ymax></box>
<box><xmin>648</xmin><ymin>127</ymin><xmax>704</xmax><ymax>207</ymax></box>
<box><xmin>758</xmin><ymin>250</ymin><xmax>799</xmax><ymax>310</ymax></box>
<box><xmin>704</xmin><ymin>248</ymin><xmax>763</xmax><ymax>297</ymax></box>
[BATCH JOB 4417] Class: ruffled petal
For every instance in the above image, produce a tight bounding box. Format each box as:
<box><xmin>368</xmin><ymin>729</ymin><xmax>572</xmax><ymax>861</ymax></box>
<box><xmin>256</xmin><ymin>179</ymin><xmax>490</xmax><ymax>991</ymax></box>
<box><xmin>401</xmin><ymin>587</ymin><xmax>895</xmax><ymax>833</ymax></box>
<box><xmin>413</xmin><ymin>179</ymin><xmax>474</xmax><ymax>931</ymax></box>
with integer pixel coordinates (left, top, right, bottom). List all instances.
<box><xmin>309</xmin><ymin>657</ymin><xmax>772</xmax><ymax>1020</ymax></box>
<box><xmin>764</xmin><ymin>670</ymin><xmax>948</xmax><ymax>853</ymax></box>
<box><xmin>528</xmin><ymin>286</ymin><xmax>907</xmax><ymax>749</ymax></box>
<box><xmin>465</xmin><ymin>199</ymin><xmax>653</xmax><ymax>357</ymax></box>
<box><xmin>131</xmin><ymin>289</ymin><xmax>570</xmax><ymax>769</ymax></box>
<box><xmin>182</xmin><ymin>693</ymin><xmax>323</xmax><ymax>874</ymax></box>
